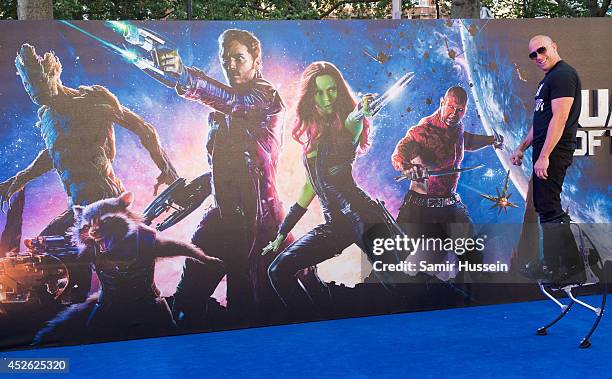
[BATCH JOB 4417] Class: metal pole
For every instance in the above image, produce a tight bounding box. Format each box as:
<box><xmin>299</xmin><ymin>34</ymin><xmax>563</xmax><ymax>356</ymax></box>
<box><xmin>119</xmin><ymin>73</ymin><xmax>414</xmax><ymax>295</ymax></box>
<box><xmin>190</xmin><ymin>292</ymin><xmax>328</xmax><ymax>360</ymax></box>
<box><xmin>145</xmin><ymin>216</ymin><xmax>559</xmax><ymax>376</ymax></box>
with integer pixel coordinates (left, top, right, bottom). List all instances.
<box><xmin>186</xmin><ymin>0</ymin><xmax>193</xmax><ymax>20</ymax></box>
<box><xmin>392</xmin><ymin>0</ymin><xmax>401</xmax><ymax>19</ymax></box>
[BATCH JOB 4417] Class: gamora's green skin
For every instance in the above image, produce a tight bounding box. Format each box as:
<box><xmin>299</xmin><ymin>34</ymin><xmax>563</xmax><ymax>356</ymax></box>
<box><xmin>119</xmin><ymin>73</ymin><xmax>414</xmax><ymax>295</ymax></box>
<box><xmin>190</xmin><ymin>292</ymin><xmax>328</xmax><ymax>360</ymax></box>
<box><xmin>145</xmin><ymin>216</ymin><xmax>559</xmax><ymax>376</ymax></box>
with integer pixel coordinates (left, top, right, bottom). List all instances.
<box><xmin>262</xmin><ymin>74</ymin><xmax>370</xmax><ymax>255</ymax></box>
<box><xmin>314</xmin><ymin>74</ymin><xmax>338</xmax><ymax>116</ymax></box>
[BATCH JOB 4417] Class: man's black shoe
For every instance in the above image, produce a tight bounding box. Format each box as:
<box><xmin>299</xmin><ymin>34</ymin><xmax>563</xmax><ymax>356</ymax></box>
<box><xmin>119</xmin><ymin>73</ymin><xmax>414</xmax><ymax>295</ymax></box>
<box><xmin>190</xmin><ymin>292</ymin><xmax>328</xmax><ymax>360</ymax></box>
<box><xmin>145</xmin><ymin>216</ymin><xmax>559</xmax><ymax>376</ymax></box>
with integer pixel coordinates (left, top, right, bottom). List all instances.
<box><xmin>520</xmin><ymin>260</ymin><xmax>553</xmax><ymax>281</ymax></box>
<box><xmin>551</xmin><ymin>264</ymin><xmax>587</xmax><ymax>287</ymax></box>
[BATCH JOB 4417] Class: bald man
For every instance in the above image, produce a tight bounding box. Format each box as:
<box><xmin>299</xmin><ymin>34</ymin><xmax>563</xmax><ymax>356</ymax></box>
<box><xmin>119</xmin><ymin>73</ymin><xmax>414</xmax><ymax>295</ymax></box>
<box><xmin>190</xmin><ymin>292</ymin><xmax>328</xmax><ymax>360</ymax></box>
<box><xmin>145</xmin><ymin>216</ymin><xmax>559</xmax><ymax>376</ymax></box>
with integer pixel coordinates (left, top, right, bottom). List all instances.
<box><xmin>511</xmin><ymin>35</ymin><xmax>584</xmax><ymax>285</ymax></box>
<box><xmin>392</xmin><ymin>86</ymin><xmax>502</xmax><ymax>287</ymax></box>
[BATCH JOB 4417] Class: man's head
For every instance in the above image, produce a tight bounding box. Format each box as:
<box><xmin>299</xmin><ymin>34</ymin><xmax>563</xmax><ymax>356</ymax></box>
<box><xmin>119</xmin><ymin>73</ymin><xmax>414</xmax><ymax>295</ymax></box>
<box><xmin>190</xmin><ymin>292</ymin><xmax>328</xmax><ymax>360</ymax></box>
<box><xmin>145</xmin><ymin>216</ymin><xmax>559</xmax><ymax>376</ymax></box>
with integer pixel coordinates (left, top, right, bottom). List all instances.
<box><xmin>439</xmin><ymin>86</ymin><xmax>468</xmax><ymax>127</ymax></box>
<box><xmin>218</xmin><ymin>29</ymin><xmax>262</xmax><ymax>86</ymax></box>
<box><xmin>15</xmin><ymin>44</ymin><xmax>62</xmax><ymax>106</ymax></box>
<box><xmin>528</xmin><ymin>35</ymin><xmax>561</xmax><ymax>73</ymax></box>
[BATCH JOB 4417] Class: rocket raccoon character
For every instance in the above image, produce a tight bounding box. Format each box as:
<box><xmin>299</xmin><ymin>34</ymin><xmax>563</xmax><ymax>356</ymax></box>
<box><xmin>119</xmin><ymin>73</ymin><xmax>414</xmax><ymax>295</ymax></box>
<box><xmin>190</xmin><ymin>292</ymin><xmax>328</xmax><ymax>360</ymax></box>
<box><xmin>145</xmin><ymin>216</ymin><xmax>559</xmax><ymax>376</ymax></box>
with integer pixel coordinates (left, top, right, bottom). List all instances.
<box><xmin>33</xmin><ymin>192</ymin><xmax>222</xmax><ymax>345</ymax></box>
<box><xmin>0</xmin><ymin>44</ymin><xmax>178</xmax><ymax>302</ymax></box>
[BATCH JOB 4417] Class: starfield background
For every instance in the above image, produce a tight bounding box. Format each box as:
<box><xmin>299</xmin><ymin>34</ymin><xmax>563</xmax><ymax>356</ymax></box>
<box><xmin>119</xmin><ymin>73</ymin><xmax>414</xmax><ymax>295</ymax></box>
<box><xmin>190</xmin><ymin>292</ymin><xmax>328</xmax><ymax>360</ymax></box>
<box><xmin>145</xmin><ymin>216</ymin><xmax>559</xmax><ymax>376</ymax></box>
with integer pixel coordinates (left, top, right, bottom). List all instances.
<box><xmin>1</xmin><ymin>19</ymin><xmax>610</xmax><ymax>301</ymax></box>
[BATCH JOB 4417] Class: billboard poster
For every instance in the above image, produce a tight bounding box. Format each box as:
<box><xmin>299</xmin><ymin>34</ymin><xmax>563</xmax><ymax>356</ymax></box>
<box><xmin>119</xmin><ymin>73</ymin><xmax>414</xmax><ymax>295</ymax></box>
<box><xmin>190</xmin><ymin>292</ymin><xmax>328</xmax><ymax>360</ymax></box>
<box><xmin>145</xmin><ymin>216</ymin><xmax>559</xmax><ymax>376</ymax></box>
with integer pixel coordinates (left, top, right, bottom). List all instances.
<box><xmin>0</xmin><ymin>18</ymin><xmax>610</xmax><ymax>349</ymax></box>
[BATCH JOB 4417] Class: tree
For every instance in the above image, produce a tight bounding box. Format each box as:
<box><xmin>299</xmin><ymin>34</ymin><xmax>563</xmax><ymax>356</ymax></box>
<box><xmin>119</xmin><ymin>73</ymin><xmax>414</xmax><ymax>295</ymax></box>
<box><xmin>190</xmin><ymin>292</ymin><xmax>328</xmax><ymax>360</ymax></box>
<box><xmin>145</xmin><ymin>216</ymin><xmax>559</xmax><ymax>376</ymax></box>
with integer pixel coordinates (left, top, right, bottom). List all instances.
<box><xmin>0</xmin><ymin>0</ymin><xmax>609</xmax><ymax>20</ymax></box>
<box><xmin>586</xmin><ymin>0</ymin><xmax>612</xmax><ymax>16</ymax></box>
<box><xmin>17</xmin><ymin>0</ymin><xmax>53</xmax><ymax>19</ymax></box>
<box><xmin>0</xmin><ymin>0</ymin><xmax>17</xmax><ymax>19</ymax></box>
<box><xmin>481</xmin><ymin>0</ymin><xmax>611</xmax><ymax>18</ymax></box>
<box><xmin>2</xmin><ymin>0</ymin><xmax>416</xmax><ymax>20</ymax></box>
<box><xmin>450</xmin><ymin>0</ymin><xmax>481</xmax><ymax>18</ymax></box>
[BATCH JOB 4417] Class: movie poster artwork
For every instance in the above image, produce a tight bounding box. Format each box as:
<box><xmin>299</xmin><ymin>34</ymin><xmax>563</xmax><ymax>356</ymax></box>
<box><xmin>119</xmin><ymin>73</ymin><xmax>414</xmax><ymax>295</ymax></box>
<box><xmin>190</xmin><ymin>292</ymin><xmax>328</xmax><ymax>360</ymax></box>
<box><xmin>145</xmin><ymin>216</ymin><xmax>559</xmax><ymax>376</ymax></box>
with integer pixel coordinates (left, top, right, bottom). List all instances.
<box><xmin>0</xmin><ymin>18</ymin><xmax>610</xmax><ymax>350</ymax></box>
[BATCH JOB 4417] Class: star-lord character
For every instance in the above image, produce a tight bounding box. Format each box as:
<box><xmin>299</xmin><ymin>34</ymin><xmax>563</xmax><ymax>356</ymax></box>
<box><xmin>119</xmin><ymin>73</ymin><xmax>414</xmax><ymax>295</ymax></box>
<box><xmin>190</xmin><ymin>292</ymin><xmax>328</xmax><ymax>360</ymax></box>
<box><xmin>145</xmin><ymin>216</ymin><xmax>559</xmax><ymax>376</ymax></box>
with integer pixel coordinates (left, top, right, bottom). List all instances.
<box><xmin>154</xmin><ymin>29</ymin><xmax>303</xmax><ymax>325</ymax></box>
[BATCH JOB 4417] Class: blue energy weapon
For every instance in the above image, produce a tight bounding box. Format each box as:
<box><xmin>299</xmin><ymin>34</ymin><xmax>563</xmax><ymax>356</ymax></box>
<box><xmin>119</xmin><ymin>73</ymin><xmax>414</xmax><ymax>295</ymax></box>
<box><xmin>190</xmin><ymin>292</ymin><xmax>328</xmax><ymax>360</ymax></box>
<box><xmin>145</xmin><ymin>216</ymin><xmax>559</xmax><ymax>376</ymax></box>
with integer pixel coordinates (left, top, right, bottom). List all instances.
<box><xmin>355</xmin><ymin>72</ymin><xmax>415</xmax><ymax>120</ymax></box>
<box><xmin>60</xmin><ymin>21</ymin><xmax>181</xmax><ymax>87</ymax></box>
<box><xmin>59</xmin><ymin>21</ymin><xmax>212</xmax><ymax>231</ymax></box>
<box><xmin>106</xmin><ymin>21</ymin><xmax>181</xmax><ymax>87</ymax></box>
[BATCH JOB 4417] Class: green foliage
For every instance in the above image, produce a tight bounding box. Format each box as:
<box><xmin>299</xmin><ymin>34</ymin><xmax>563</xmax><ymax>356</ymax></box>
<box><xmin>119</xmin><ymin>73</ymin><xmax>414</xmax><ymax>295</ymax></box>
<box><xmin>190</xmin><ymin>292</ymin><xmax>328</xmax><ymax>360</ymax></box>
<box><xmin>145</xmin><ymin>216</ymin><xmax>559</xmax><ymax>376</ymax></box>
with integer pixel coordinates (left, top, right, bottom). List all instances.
<box><xmin>1</xmin><ymin>0</ymin><xmax>607</xmax><ymax>19</ymax></box>
<box><xmin>0</xmin><ymin>0</ymin><xmax>18</xmax><ymax>19</ymax></box>
<box><xmin>0</xmin><ymin>0</ymin><xmax>416</xmax><ymax>20</ymax></box>
<box><xmin>186</xmin><ymin>0</ymin><xmax>414</xmax><ymax>20</ymax></box>
<box><xmin>51</xmin><ymin>0</ymin><xmax>185</xmax><ymax>20</ymax></box>
<box><xmin>185</xmin><ymin>0</ymin><xmax>321</xmax><ymax>20</ymax></box>
<box><xmin>481</xmin><ymin>0</ymin><xmax>611</xmax><ymax>18</ymax></box>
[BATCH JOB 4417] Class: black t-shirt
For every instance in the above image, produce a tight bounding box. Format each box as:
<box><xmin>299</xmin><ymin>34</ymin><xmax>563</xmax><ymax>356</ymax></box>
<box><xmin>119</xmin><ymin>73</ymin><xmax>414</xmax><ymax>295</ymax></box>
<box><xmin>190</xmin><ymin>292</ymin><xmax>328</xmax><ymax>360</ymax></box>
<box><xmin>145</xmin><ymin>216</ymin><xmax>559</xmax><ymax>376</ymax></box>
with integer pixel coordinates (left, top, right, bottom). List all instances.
<box><xmin>532</xmin><ymin>60</ymin><xmax>582</xmax><ymax>152</ymax></box>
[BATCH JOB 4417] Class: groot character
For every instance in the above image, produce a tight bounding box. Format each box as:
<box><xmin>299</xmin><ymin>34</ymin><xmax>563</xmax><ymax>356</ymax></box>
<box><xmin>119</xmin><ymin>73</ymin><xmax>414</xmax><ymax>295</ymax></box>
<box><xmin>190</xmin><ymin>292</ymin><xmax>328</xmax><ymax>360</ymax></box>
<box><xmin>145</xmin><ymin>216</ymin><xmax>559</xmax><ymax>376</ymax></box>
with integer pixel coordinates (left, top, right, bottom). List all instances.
<box><xmin>0</xmin><ymin>44</ymin><xmax>178</xmax><ymax>301</ymax></box>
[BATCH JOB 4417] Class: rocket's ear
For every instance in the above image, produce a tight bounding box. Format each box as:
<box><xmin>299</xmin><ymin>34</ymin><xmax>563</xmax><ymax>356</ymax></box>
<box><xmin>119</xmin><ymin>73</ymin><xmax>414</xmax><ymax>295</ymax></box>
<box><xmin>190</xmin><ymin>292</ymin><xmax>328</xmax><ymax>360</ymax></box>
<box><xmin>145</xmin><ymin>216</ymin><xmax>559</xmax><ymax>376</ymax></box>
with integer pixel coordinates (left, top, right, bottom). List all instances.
<box><xmin>118</xmin><ymin>192</ymin><xmax>134</xmax><ymax>208</ymax></box>
<box><xmin>72</xmin><ymin>205</ymin><xmax>84</xmax><ymax>218</ymax></box>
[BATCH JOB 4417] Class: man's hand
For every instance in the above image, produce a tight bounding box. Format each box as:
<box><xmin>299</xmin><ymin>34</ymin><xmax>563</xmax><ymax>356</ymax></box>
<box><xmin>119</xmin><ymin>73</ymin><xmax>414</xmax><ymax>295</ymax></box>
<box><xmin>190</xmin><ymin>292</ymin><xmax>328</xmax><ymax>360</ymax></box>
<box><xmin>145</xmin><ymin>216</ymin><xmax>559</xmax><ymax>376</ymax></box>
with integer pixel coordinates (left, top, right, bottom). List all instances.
<box><xmin>154</xmin><ymin>167</ymin><xmax>180</xmax><ymax>196</ymax></box>
<box><xmin>510</xmin><ymin>149</ymin><xmax>524</xmax><ymax>166</ymax></box>
<box><xmin>402</xmin><ymin>164</ymin><xmax>426</xmax><ymax>183</ymax></box>
<box><xmin>0</xmin><ymin>176</ymin><xmax>24</xmax><ymax>213</ymax></box>
<box><xmin>153</xmin><ymin>48</ymin><xmax>183</xmax><ymax>78</ymax></box>
<box><xmin>493</xmin><ymin>133</ymin><xmax>504</xmax><ymax>150</ymax></box>
<box><xmin>262</xmin><ymin>234</ymin><xmax>286</xmax><ymax>256</ymax></box>
<box><xmin>534</xmin><ymin>155</ymin><xmax>549</xmax><ymax>180</ymax></box>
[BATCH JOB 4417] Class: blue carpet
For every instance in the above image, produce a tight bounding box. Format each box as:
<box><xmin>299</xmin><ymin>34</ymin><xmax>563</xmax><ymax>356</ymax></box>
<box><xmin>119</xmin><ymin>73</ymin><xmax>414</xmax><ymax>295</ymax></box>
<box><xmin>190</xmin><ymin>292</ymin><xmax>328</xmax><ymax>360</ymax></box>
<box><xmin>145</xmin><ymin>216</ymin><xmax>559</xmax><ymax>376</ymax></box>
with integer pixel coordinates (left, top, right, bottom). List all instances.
<box><xmin>2</xmin><ymin>295</ymin><xmax>609</xmax><ymax>378</ymax></box>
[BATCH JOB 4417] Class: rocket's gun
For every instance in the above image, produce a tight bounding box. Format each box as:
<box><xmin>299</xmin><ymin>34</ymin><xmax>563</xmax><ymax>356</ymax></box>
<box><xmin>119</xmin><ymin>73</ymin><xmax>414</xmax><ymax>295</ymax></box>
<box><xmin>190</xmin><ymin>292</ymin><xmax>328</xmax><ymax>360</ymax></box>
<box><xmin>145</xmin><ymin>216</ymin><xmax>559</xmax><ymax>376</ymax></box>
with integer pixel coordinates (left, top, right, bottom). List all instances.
<box><xmin>24</xmin><ymin>235</ymin><xmax>78</xmax><ymax>255</ymax></box>
<box><xmin>0</xmin><ymin>236</ymin><xmax>75</xmax><ymax>304</ymax></box>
